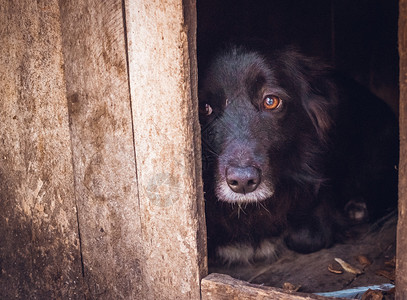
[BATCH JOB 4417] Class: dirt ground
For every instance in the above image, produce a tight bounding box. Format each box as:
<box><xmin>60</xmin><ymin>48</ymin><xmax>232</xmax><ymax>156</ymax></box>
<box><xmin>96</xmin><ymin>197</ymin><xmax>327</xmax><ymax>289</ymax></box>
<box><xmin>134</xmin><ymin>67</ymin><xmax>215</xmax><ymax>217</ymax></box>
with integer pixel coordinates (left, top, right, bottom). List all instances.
<box><xmin>209</xmin><ymin>212</ymin><xmax>397</xmax><ymax>298</ymax></box>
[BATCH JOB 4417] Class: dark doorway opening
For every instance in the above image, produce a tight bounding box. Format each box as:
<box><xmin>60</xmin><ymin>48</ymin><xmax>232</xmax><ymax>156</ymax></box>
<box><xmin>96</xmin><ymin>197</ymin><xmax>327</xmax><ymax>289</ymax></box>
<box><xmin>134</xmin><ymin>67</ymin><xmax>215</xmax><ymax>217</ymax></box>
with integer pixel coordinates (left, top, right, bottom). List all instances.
<box><xmin>197</xmin><ymin>0</ymin><xmax>399</xmax><ymax>295</ymax></box>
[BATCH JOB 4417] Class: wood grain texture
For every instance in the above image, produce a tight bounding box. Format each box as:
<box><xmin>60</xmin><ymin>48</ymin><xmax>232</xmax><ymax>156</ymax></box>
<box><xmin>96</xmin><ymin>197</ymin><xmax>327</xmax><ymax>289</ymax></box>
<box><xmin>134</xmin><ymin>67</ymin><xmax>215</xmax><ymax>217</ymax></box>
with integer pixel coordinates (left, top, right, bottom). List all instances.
<box><xmin>201</xmin><ymin>273</ymin><xmax>336</xmax><ymax>300</ymax></box>
<box><xmin>397</xmin><ymin>1</ymin><xmax>407</xmax><ymax>299</ymax></box>
<box><xmin>125</xmin><ymin>0</ymin><xmax>207</xmax><ymax>299</ymax></box>
<box><xmin>0</xmin><ymin>1</ymin><xmax>84</xmax><ymax>298</ymax></box>
<box><xmin>58</xmin><ymin>0</ymin><xmax>145</xmax><ymax>298</ymax></box>
<box><xmin>1</xmin><ymin>0</ymin><xmax>206</xmax><ymax>298</ymax></box>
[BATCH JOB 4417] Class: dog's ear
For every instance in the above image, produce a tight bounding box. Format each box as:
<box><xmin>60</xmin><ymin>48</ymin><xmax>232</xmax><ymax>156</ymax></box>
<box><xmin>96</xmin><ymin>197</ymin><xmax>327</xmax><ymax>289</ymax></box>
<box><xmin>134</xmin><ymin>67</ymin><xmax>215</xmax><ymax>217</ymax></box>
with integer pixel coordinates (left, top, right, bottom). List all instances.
<box><xmin>285</xmin><ymin>52</ymin><xmax>338</xmax><ymax>142</ymax></box>
<box><xmin>303</xmin><ymin>90</ymin><xmax>336</xmax><ymax>142</ymax></box>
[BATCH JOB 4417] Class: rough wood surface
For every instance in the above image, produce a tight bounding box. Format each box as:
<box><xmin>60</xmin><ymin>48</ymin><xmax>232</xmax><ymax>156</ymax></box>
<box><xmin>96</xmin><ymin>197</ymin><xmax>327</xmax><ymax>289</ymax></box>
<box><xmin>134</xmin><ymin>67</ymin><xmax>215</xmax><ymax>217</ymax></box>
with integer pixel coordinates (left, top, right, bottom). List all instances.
<box><xmin>58</xmin><ymin>0</ymin><xmax>145</xmax><ymax>298</ymax></box>
<box><xmin>202</xmin><ymin>273</ymin><xmax>336</xmax><ymax>300</ymax></box>
<box><xmin>397</xmin><ymin>1</ymin><xmax>407</xmax><ymax>299</ymax></box>
<box><xmin>0</xmin><ymin>1</ymin><xmax>84</xmax><ymax>298</ymax></box>
<box><xmin>211</xmin><ymin>215</ymin><xmax>396</xmax><ymax>295</ymax></box>
<box><xmin>125</xmin><ymin>0</ymin><xmax>207</xmax><ymax>299</ymax></box>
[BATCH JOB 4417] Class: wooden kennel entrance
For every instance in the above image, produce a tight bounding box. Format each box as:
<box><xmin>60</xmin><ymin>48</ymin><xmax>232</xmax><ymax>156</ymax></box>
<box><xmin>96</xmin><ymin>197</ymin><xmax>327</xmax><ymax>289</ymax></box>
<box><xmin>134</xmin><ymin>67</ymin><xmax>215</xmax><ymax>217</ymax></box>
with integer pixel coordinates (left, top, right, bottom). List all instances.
<box><xmin>0</xmin><ymin>0</ymin><xmax>406</xmax><ymax>299</ymax></box>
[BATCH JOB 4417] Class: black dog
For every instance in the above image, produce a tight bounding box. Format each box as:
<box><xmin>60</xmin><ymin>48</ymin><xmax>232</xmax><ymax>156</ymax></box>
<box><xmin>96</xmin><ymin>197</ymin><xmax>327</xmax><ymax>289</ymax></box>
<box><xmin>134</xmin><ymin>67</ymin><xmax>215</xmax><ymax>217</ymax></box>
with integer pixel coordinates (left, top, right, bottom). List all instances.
<box><xmin>199</xmin><ymin>44</ymin><xmax>398</xmax><ymax>265</ymax></box>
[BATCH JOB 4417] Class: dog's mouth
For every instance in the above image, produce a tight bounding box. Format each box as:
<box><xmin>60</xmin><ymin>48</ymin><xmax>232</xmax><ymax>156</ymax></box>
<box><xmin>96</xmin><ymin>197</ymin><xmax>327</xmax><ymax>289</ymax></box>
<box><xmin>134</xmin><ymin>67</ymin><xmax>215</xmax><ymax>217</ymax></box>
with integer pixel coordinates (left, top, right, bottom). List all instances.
<box><xmin>215</xmin><ymin>178</ymin><xmax>275</xmax><ymax>203</ymax></box>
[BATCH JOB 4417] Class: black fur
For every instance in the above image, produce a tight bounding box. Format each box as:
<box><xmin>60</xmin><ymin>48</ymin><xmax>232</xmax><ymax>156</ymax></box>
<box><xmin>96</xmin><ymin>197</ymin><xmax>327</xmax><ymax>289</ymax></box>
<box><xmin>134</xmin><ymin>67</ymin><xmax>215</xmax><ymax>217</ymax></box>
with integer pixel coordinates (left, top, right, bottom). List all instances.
<box><xmin>199</xmin><ymin>44</ymin><xmax>398</xmax><ymax>263</ymax></box>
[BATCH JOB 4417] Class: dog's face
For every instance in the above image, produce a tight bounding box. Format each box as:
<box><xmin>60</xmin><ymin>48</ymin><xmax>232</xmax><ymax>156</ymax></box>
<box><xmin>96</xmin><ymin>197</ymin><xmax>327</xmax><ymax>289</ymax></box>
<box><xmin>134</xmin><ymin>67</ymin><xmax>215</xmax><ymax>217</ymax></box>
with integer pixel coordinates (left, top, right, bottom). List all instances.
<box><xmin>199</xmin><ymin>47</ymin><xmax>335</xmax><ymax>204</ymax></box>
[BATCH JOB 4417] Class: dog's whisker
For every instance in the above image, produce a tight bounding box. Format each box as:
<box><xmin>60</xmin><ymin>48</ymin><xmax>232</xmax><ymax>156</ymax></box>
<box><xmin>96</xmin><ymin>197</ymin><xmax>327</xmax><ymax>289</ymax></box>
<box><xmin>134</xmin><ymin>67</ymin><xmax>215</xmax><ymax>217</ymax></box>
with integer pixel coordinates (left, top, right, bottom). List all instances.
<box><xmin>258</xmin><ymin>201</ymin><xmax>271</xmax><ymax>214</ymax></box>
<box><xmin>237</xmin><ymin>203</ymin><xmax>247</xmax><ymax>218</ymax></box>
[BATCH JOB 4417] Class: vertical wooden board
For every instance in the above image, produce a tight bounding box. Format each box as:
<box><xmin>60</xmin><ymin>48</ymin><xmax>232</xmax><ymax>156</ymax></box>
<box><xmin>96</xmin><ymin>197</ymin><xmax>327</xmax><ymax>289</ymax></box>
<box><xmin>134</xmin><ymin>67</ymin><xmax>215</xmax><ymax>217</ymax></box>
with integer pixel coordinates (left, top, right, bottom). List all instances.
<box><xmin>125</xmin><ymin>0</ymin><xmax>207</xmax><ymax>299</ymax></box>
<box><xmin>183</xmin><ymin>0</ymin><xmax>209</xmax><ymax>284</ymax></box>
<box><xmin>58</xmin><ymin>0</ymin><xmax>145</xmax><ymax>298</ymax></box>
<box><xmin>0</xmin><ymin>1</ymin><xmax>84</xmax><ymax>298</ymax></box>
<box><xmin>397</xmin><ymin>1</ymin><xmax>407</xmax><ymax>298</ymax></box>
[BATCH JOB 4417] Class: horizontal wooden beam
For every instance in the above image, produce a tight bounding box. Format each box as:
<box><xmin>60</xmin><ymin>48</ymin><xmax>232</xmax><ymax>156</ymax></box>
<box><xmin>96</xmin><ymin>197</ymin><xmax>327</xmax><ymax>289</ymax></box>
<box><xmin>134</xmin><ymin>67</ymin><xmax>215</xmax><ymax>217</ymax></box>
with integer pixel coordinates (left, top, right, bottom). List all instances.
<box><xmin>201</xmin><ymin>273</ymin><xmax>335</xmax><ymax>300</ymax></box>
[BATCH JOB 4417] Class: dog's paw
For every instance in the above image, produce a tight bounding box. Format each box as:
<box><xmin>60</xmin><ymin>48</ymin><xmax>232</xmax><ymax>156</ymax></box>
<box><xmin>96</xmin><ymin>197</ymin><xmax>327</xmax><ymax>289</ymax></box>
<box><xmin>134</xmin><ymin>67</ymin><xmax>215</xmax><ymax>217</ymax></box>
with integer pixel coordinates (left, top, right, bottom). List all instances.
<box><xmin>253</xmin><ymin>239</ymin><xmax>281</xmax><ymax>262</ymax></box>
<box><xmin>216</xmin><ymin>243</ymin><xmax>254</xmax><ymax>265</ymax></box>
<box><xmin>216</xmin><ymin>239</ymin><xmax>281</xmax><ymax>265</ymax></box>
<box><xmin>344</xmin><ymin>198</ymin><xmax>369</xmax><ymax>224</ymax></box>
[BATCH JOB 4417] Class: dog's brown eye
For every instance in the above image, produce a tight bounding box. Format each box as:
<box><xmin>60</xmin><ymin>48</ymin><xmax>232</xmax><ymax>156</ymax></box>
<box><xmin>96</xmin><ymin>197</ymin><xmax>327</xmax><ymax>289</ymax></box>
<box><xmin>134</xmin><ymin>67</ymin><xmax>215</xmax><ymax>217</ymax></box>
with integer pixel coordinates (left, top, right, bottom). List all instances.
<box><xmin>263</xmin><ymin>95</ymin><xmax>281</xmax><ymax>110</ymax></box>
<box><xmin>200</xmin><ymin>104</ymin><xmax>213</xmax><ymax>116</ymax></box>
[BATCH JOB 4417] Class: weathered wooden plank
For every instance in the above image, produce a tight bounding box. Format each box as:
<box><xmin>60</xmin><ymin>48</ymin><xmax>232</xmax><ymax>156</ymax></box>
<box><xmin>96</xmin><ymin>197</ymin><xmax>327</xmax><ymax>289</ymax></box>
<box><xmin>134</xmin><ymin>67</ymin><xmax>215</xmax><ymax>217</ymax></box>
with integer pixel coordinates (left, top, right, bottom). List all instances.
<box><xmin>201</xmin><ymin>273</ymin><xmax>335</xmax><ymax>300</ymax></box>
<box><xmin>125</xmin><ymin>0</ymin><xmax>207</xmax><ymax>299</ymax></box>
<box><xmin>397</xmin><ymin>1</ymin><xmax>407</xmax><ymax>299</ymax></box>
<box><xmin>58</xmin><ymin>0</ymin><xmax>145</xmax><ymax>298</ymax></box>
<box><xmin>0</xmin><ymin>1</ymin><xmax>84</xmax><ymax>298</ymax></box>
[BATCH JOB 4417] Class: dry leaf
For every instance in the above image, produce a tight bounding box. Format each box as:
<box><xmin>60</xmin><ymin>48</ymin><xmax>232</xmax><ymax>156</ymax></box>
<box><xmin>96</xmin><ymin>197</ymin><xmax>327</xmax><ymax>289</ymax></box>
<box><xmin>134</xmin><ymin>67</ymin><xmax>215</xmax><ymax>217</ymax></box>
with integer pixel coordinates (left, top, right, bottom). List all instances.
<box><xmin>361</xmin><ymin>289</ymin><xmax>383</xmax><ymax>300</ymax></box>
<box><xmin>362</xmin><ymin>289</ymin><xmax>384</xmax><ymax>300</ymax></box>
<box><xmin>335</xmin><ymin>258</ymin><xmax>363</xmax><ymax>275</ymax></box>
<box><xmin>356</xmin><ymin>255</ymin><xmax>371</xmax><ymax>266</ymax></box>
<box><xmin>328</xmin><ymin>264</ymin><xmax>343</xmax><ymax>274</ymax></box>
<box><xmin>282</xmin><ymin>282</ymin><xmax>301</xmax><ymax>292</ymax></box>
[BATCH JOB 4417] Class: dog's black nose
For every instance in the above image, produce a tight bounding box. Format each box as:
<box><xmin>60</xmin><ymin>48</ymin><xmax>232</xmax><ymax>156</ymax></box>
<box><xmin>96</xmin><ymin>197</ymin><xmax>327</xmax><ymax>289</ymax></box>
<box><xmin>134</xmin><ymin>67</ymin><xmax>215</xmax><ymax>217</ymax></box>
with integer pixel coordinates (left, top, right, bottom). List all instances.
<box><xmin>226</xmin><ymin>166</ymin><xmax>261</xmax><ymax>194</ymax></box>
